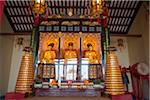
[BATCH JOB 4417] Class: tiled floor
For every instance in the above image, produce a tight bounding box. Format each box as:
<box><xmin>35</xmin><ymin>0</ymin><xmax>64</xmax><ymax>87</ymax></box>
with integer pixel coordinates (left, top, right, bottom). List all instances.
<box><xmin>25</xmin><ymin>96</ymin><xmax>111</xmax><ymax>100</ymax></box>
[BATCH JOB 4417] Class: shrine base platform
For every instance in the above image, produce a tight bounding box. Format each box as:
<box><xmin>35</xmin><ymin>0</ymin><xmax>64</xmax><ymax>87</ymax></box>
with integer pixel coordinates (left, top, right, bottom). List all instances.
<box><xmin>35</xmin><ymin>88</ymin><xmax>101</xmax><ymax>97</ymax></box>
<box><xmin>25</xmin><ymin>96</ymin><xmax>110</xmax><ymax>100</ymax></box>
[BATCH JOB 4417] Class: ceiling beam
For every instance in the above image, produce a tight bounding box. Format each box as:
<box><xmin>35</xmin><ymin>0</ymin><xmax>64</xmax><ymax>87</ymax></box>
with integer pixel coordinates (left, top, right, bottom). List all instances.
<box><xmin>0</xmin><ymin>32</ymin><xmax>142</xmax><ymax>38</ymax></box>
<box><xmin>8</xmin><ymin>15</ymin><xmax>132</xmax><ymax>19</ymax></box>
<box><xmin>5</xmin><ymin>5</ymin><xmax>136</xmax><ymax>10</ymax></box>
<box><xmin>0</xmin><ymin>32</ymin><xmax>31</xmax><ymax>35</ymax></box>
<box><xmin>110</xmin><ymin>34</ymin><xmax>142</xmax><ymax>37</ymax></box>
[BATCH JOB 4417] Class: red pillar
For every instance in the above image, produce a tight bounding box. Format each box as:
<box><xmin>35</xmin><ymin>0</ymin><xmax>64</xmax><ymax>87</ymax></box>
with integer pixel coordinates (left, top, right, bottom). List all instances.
<box><xmin>0</xmin><ymin>1</ymin><xmax>5</xmax><ymax>29</ymax></box>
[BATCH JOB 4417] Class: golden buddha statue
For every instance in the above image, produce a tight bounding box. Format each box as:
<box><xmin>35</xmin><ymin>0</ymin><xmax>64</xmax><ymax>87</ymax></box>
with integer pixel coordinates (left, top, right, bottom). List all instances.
<box><xmin>64</xmin><ymin>42</ymin><xmax>78</xmax><ymax>80</ymax></box>
<box><xmin>64</xmin><ymin>42</ymin><xmax>77</xmax><ymax>59</ymax></box>
<box><xmin>42</xmin><ymin>43</ymin><xmax>56</xmax><ymax>79</ymax></box>
<box><xmin>42</xmin><ymin>43</ymin><xmax>56</xmax><ymax>64</ymax></box>
<box><xmin>84</xmin><ymin>43</ymin><xmax>99</xmax><ymax>64</ymax></box>
<box><xmin>84</xmin><ymin>43</ymin><xmax>100</xmax><ymax>79</ymax></box>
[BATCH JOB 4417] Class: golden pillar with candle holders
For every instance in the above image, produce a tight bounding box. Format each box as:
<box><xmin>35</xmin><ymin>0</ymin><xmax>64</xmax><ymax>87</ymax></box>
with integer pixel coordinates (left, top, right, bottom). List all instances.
<box><xmin>105</xmin><ymin>47</ymin><xmax>124</xmax><ymax>95</ymax></box>
<box><xmin>15</xmin><ymin>47</ymin><xmax>34</xmax><ymax>93</ymax></box>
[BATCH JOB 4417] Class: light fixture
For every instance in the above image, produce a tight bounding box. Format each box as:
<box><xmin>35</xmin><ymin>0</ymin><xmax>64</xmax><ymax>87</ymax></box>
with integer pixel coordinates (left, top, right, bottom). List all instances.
<box><xmin>96</xmin><ymin>0</ymin><xmax>100</xmax><ymax>4</ymax></box>
<box><xmin>91</xmin><ymin>0</ymin><xmax>104</xmax><ymax>16</ymax></box>
<box><xmin>32</xmin><ymin>0</ymin><xmax>46</xmax><ymax>15</ymax></box>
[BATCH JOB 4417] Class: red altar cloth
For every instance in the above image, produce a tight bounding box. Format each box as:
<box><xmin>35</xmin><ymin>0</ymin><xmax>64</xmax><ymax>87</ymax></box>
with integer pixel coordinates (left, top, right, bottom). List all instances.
<box><xmin>5</xmin><ymin>92</ymin><xmax>25</xmax><ymax>100</ymax></box>
<box><xmin>111</xmin><ymin>94</ymin><xmax>132</xmax><ymax>100</ymax></box>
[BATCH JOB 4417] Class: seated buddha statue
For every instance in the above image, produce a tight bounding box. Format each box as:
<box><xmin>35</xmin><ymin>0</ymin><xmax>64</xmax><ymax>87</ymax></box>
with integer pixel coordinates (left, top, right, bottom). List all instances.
<box><xmin>84</xmin><ymin>43</ymin><xmax>100</xmax><ymax>80</ymax></box>
<box><xmin>84</xmin><ymin>43</ymin><xmax>99</xmax><ymax>64</ymax></box>
<box><xmin>64</xmin><ymin>42</ymin><xmax>78</xmax><ymax>80</ymax></box>
<box><xmin>64</xmin><ymin>42</ymin><xmax>77</xmax><ymax>60</ymax></box>
<box><xmin>42</xmin><ymin>43</ymin><xmax>56</xmax><ymax>64</ymax></box>
<box><xmin>42</xmin><ymin>43</ymin><xmax>56</xmax><ymax>79</ymax></box>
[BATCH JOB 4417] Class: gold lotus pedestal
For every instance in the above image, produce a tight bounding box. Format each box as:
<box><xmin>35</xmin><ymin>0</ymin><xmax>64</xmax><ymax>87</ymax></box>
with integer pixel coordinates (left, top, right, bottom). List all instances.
<box><xmin>15</xmin><ymin>47</ymin><xmax>34</xmax><ymax>93</ymax></box>
<box><xmin>105</xmin><ymin>49</ymin><xmax>124</xmax><ymax>95</ymax></box>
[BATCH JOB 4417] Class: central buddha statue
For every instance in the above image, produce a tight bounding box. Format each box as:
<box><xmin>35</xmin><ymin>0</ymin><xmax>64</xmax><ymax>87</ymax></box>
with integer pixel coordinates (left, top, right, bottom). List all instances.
<box><xmin>64</xmin><ymin>42</ymin><xmax>77</xmax><ymax>60</ymax></box>
<box><xmin>64</xmin><ymin>42</ymin><xmax>78</xmax><ymax>80</ymax></box>
<box><xmin>42</xmin><ymin>43</ymin><xmax>56</xmax><ymax>79</ymax></box>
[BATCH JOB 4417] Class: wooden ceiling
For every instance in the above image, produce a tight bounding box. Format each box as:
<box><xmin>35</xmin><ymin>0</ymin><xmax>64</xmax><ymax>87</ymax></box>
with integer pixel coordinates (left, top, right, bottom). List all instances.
<box><xmin>4</xmin><ymin>0</ymin><xmax>142</xmax><ymax>34</ymax></box>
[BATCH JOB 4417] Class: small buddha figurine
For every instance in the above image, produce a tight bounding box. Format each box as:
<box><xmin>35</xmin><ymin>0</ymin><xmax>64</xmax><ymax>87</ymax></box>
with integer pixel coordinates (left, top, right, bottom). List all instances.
<box><xmin>64</xmin><ymin>42</ymin><xmax>77</xmax><ymax>60</ymax></box>
<box><xmin>42</xmin><ymin>43</ymin><xmax>56</xmax><ymax>79</ymax></box>
<box><xmin>84</xmin><ymin>43</ymin><xmax>99</xmax><ymax>64</ymax></box>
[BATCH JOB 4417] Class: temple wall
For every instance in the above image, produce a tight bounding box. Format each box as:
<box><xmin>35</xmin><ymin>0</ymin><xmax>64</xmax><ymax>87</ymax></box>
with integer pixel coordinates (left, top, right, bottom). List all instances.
<box><xmin>127</xmin><ymin>2</ymin><xmax>149</xmax><ymax>99</ymax></box>
<box><xmin>0</xmin><ymin>35</ymin><xmax>2</xmax><ymax>96</ymax></box>
<box><xmin>110</xmin><ymin>37</ymin><xmax>130</xmax><ymax>67</ymax></box>
<box><xmin>127</xmin><ymin>2</ymin><xmax>149</xmax><ymax>65</ymax></box>
<box><xmin>0</xmin><ymin>14</ymin><xmax>14</xmax><ymax>96</ymax></box>
<box><xmin>0</xmin><ymin>36</ymin><xmax>14</xmax><ymax>96</ymax></box>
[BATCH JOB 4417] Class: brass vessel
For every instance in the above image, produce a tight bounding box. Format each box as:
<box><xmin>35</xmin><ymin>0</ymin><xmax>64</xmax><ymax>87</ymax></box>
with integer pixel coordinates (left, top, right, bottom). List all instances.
<box><xmin>15</xmin><ymin>47</ymin><xmax>34</xmax><ymax>93</ymax></box>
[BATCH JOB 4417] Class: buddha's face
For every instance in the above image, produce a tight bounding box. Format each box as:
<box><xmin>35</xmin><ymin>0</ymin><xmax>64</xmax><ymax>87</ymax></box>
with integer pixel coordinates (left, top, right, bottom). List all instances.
<box><xmin>68</xmin><ymin>42</ymin><xmax>73</xmax><ymax>50</ymax></box>
<box><xmin>87</xmin><ymin>44</ymin><xmax>93</xmax><ymax>50</ymax></box>
<box><xmin>88</xmin><ymin>45</ymin><xmax>93</xmax><ymax>50</ymax></box>
<box><xmin>68</xmin><ymin>45</ymin><xmax>73</xmax><ymax>50</ymax></box>
<box><xmin>49</xmin><ymin>46</ymin><xmax>53</xmax><ymax>49</ymax></box>
<box><xmin>48</xmin><ymin>43</ymin><xmax>54</xmax><ymax>50</ymax></box>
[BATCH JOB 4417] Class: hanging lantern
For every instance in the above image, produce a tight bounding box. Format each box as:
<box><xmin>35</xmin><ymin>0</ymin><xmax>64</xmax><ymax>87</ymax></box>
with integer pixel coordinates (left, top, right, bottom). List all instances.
<box><xmin>15</xmin><ymin>47</ymin><xmax>34</xmax><ymax>93</ymax></box>
<box><xmin>32</xmin><ymin>0</ymin><xmax>46</xmax><ymax>15</ymax></box>
<box><xmin>91</xmin><ymin>0</ymin><xmax>104</xmax><ymax>16</ymax></box>
<box><xmin>105</xmin><ymin>47</ymin><xmax>124</xmax><ymax>95</ymax></box>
